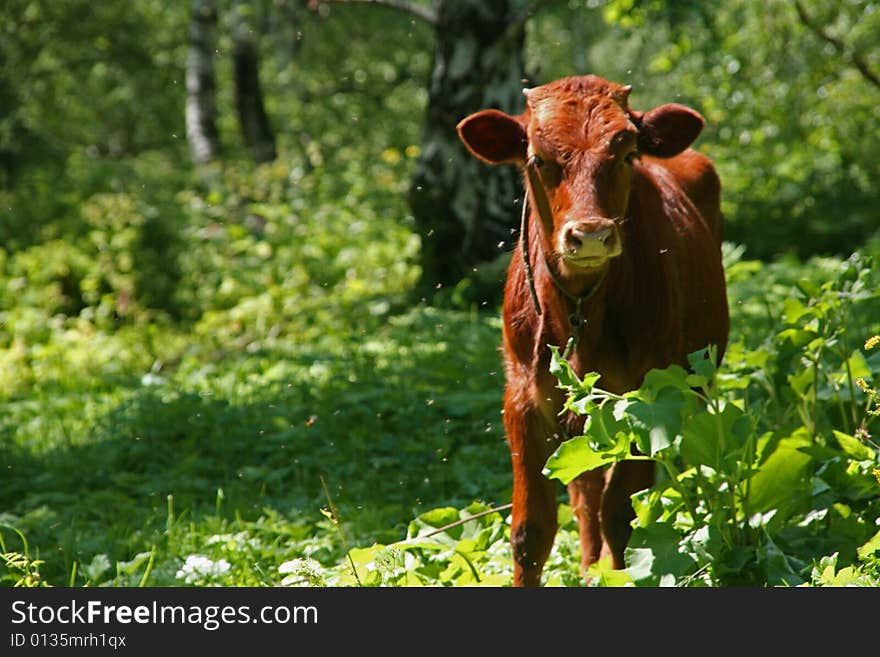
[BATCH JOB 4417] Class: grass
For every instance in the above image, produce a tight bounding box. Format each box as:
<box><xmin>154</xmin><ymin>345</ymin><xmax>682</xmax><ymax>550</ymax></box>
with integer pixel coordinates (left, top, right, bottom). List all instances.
<box><xmin>1</xmin><ymin>302</ymin><xmax>513</xmax><ymax>586</ymax></box>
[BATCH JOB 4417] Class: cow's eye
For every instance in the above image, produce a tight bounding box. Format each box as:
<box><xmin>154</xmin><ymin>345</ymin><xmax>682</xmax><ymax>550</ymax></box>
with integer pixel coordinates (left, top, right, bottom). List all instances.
<box><xmin>529</xmin><ymin>154</ymin><xmax>562</xmax><ymax>187</ymax></box>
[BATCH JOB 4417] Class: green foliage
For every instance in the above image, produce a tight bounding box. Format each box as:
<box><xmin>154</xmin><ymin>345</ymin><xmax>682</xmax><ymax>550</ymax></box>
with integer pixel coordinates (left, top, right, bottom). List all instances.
<box><xmin>543</xmin><ymin>248</ymin><xmax>880</xmax><ymax>586</ymax></box>
<box><xmin>0</xmin><ymin>526</ymin><xmax>48</xmax><ymax>587</ymax></box>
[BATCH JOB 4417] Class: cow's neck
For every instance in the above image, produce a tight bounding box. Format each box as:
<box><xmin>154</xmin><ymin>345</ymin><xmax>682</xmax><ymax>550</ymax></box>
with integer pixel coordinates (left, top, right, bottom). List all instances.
<box><xmin>536</xmin><ymin>253</ymin><xmax>613</xmax><ymax>348</ymax></box>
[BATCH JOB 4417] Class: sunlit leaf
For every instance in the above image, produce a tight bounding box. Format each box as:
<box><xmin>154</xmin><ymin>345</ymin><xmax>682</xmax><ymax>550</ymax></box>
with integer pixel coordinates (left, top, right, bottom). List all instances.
<box><xmin>680</xmin><ymin>403</ymin><xmax>748</xmax><ymax>469</ymax></box>
<box><xmin>543</xmin><ymin>437</ymin><xmax>619</xmax><ymax>484</ymax></box>
<box><xmin>832</xmin><ymin>430</ymin><xmax>876</xmax><ymax>462</ymax></box>
<box><xmin>747</xmin><ymin>430</ymin><xmax>813</xmax><ymax>515</ymax></box>
<box><xmin>625</xmin><ymin>523</ymin><xmax>696</xmax><ymax>586</ymax></box>
<box><xmin>856</xmin><ymin>529</ymin><xmax>880</xmax><ymax>560</ymax></box>
<box><xmin>625</xmin><ymin>387</ymin><xmax>686</xmax><ymax>456</ymax></box>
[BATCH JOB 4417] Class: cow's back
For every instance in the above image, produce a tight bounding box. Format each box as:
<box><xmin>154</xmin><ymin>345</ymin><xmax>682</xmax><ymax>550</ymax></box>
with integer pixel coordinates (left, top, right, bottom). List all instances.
<box><xmin>645</xmin><ymin>149</ymin><xmax>723</xmax><ymax>245</ymax></box>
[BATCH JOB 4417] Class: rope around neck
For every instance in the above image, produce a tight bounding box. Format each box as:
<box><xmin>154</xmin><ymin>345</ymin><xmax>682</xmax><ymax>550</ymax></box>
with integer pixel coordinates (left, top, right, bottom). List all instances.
<box><xmin>519</xmin><ymin>161</ymin><xmax>609</xmax><ymax>359</ymax></box>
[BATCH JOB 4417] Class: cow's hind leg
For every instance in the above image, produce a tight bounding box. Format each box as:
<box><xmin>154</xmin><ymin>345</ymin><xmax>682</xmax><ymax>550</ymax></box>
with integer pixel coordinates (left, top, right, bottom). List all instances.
<box><xmin>600</xmin><ymin>460</ymin><xmax>656</xmax><ymax>568</ymax></box>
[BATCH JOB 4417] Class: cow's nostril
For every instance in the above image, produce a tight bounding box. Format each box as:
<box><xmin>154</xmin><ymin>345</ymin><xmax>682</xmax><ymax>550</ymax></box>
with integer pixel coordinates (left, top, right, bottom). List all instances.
<box><xmin>565</xmin><ymin>230</ymin><xmax>583</xmax><ymax>252</ymax></box>
<box><xmin>594</xmin><ymin>228</ymin><xmax>612</xmax><ymax>245</ymax></box>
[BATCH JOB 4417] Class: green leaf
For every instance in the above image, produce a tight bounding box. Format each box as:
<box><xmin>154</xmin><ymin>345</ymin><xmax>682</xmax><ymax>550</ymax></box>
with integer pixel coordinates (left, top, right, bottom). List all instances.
<box><xmin>747</xmin><ymin>429</ymin><xmax>813</xmax><ymax>515</ymax></box>
<box><xmin>856</xmin><ymin>529</ymin><xmax>880</xmax><ymax>560</ymax></box>
<box><xmin>680</xmin><ymin>402</ymin><xmax>748</xmax><ymax>469</ymax></box>
<box><xmin>843</xmin><ymin>349</ymin><xmax>872</xmax><ymax>380</ymax></box>
<box><xmin>679</xmin><ymin>410</ymin><xmax>723</xmax><ymax>469</ymax></box>
<box><xmin>586</xmin><ymin>402</ymin><xmax>631</xmax><ymax>452</ymax></box>
<box><xmin>782</xmin><ymin>298</ymin><xmax>810</xmax><ymax>324</ymax></box>
<box><xmin>685</xmin><ymin>373</ymin><xmax>709</xmax><ymax>390</ymax></box>
<box><xmin>832</xmin><ymin>430</ymin><xmax>876</xmax><ymax>462</ymax></box>
<box><xmin>777</xmin><ymin>328</ymin><xmax>819</xmax><ymax>347</ymax></box>
<box><xmin>549</xmin><ymin>345</ymin><xmax>600</xmax><ymax>392</ymax></box>
<box><xmin>84</xmin><ymin>553</ymin><xmax>112</xmax><ymax>581</ymax></box>
<box><xmin>625</xmin><ymin>387</ymin><xmax>686</xmax><ymax>456</ymax></box>
<box><xmin>787</xmin><ymin>367</ymin><xmax>814</xmax><ymax>397</ymax></box>
<box><xmin>587</xmin><ymin>556</ymin><xmax>635</xmax><ymax>587</ymax></box>
<box><xmin>687</xmin><ymin>348</ymin><xmax>716</xmax><ymax>382</ymax></box>
<box><xmin>567</xmin><ymin>394</ymin><xmax>595</xmax><ymax>416</ymax></box>
<box><xmin>640</xmin><ymin>364</ymin><xmax>691</xmax><ymax>395</ymax></box>
<box><xmin>407</xmin><ymin>507</ymin><xmax>462</xmax><ymax>540</ymax></box>
<box><xmin>625</xmin><ymin>523</ymin><xmax>696</xmax><ymax>586</ymax></box>
<box><xmin>115</xmin><ymin>551</ymin><xmax>153</xmax><ymax>575</ymax></box>
<box><xmin>632</xmin><ymin>484</ymin><xmax>683</xmax><ymax>526</ymax></box>
<box><xmin>757</xmin><ymin>540</ymin><xmax>806</xmax><ymax>587</ymax></box>
<box><xmin>543</xmin><ymin>437</ymin><xmax>619</xmax><ymax>484</ymax></box>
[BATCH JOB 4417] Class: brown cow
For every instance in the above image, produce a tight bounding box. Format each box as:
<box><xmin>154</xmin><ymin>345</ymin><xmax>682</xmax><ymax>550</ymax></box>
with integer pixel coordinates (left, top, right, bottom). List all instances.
<box><xmin>457</xmin><ymin>75</ymin><xmax>729</xmax><ymax>586</ymax></box>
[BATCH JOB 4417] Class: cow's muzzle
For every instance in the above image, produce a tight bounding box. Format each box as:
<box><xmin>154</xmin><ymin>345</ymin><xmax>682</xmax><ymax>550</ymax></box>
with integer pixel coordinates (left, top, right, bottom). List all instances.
<box><xmin>558</xmin><ymin>218</ymin><xmax>622</xmax><ymax>267</ymax></box>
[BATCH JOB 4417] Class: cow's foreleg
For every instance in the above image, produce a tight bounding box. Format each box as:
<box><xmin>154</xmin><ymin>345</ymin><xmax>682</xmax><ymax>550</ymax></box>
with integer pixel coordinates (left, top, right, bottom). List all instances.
<box><xmin>506</xmin><ymin>394</ymin><xmax>559</xmax><ymax>587</ymax></box>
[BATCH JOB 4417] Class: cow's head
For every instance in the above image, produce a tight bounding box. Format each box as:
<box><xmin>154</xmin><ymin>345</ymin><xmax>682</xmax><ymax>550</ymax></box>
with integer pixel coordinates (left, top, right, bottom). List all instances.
<box><xmin>457</xmin><ymin>75</ymin><xmax>704</xmax><ymax>282</ymax></box>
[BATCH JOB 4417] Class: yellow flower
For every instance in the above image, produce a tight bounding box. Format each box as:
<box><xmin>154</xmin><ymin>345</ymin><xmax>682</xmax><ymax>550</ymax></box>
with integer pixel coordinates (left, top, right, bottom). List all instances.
<box><xmin>865</xmin><ymin>335</ymin><xmax>880</xmax><ymax>350</ymax></box>
<box><xmin>381</xmin><ymin>148</ymin><xmax>402</xmax><ymax>165</ymax></box>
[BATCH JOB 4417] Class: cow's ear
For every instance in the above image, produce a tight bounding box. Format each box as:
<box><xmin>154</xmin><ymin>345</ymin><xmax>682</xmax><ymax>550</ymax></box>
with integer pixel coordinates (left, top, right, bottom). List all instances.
<box><xmin>457</xmin><ymin>109</ymin><xmax>527</xmax><ymax>165</ymax></box>
<box><xmin>637</xmin><ymin>104</ymin><xmax>704</xmax><ymax>158</ymax></box>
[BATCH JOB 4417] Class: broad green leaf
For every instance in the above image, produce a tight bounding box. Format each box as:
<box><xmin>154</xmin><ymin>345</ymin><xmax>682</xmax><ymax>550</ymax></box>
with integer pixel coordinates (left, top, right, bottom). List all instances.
<box><xmin>782</xmin><ymin>297</ymin><xmax>810</xmax><ymax>324</ymax></box>
<box><xmin>640</xmin><ymin>364</ymin><xmax>691</xmax><ymax>395</ymax></box>
<box><xmin>625</xmin><ymin>387</ymin><xmax>685</xmax><ymax>456</ymax></box>
<box><xmin>856</xmin><ymin>529</ymin><xmax>880</xmax><ymax>560</ymax></box>
<box><xmin>84</xmin><ymin>553</ymin><xmax>112</xmax><ymax>581</ymax></box>
<box><xmin>683</xmin><ymin>524</ymin><xmax>723</xmax><ymax>566</ymax></box>
<box><xmin>347</xmin><ymin>545</ymin><xmax>386</xmax><ymax>563</ymax></box>
<box><xmin>543</xmin><ymin>436</ymin><xmax>619</xmax><ymax>484</ymax></box>
<box><xmin>407</xmin><ymin>507</ymin><xmax>461</xmax><ymax>541</ymax></box>
<box><xmin>777</xmin><ymin>327</ymin><xmax>819</xmax><ymax>347</ymax></box>
<box><xmin>567</xmin><ymin>393</ymin><xmax>594</xmax><ymax>416</ymax></box>
<box><xmin>587</xmin><ymin>556</ymin><xmax>635</xmax><ymax>587</ymax></box>
<box><xmin>716</xmin><ymin>372</ymin><xmax>751</xmax><ymax>390</ymax></box>
<box><xmin>115</xmin><ymin>551</ymin><xmax>153</xmax><ymax>575</ymax></box>
<box><xmin>680</xmin><ymin>402</ymin><xmax>748</xmax><ymax>469</ymax></box>
<box><xmin>586</xmin><ymin>402</ymin><xmax>631</xmax><ymax>452</ymax></box>
<box><xmin>832</xmin><ymin>430</ymin><xmax>876</xmax><ymax>462</ymax></box>
<box><xmin>787</xmin><ymin>367</ymin><xmax>814</xmax><ymax>397</ymax></box>
<box><xmin>548</xmin><ymin>345</ymin><xmax>577</xmax><ymax>388</ymax></box>
<box><xmin>549</xmin><ymin>345</ymin><xmax>600</xmax><ymax>392</ymax></box>
<box><xmin>632</xmin><ymin>484</ymin><xmax>683</xmax><ymax>526</ymax></box>
<box><xmin>747</xmin><ymin>430</ymin><xmax>813</xmax><ymax>515</ymax></box>
<box><xmin>687</xmin><ymin>348</ymin><xmax>716</xmax><ymax>382</ymax></box>
<box><xmin>679</xmin><ymin>410</ymin><xmax>724</xmax><ymax>468</ymax></box>
<box><xmin>757</xmin><ymin>540</ymin><xmax>806</xmax><ymax>587</ymax></box>
<box><xmin>806</xmin><ymin>336</ymin><xmax>826</xmax><ymax>352</ymax></box>
<box><xmin>795</xmin><ymin>279</ymin><xmax>821</xmax><ymax>298</ymax></box>
<box><xmin>625</xmin><ymin>523</ymin><xmax>696</xmax><ymax>586</ymax></box>
<box><xmin>685</xmin><ymin>373</ymin><xmax>709</xmax><ymax>390</ymax></box>
<box><xmin>842</xmin><ymin>349</ymin><xmax>872</xmax><ymax>380</ymax></box>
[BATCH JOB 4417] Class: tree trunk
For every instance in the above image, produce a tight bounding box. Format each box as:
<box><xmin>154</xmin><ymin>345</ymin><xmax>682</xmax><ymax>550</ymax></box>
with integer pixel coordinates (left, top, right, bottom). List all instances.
<box><xmin>232</xmin><ymin>2</ymin><xmax>277</xmax><ymax>163</ymax></box>
<box><xmin>185</xmin><ymin>0</ymin><xmax>222</xmax><ymax>165</ymax></box>
<box><xmin>409</xmin><ymin>0</ymin><xmax>529</xmax><ymax>302</ymax></box>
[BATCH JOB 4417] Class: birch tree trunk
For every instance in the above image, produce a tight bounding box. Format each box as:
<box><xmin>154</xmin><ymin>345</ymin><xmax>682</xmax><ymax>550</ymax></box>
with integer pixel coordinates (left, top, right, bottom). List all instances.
<box><xmin>409</xmin><ymin>0</ymin><xmax>529</xmax><ymax>301</ymax></box>
<box><xmin>185</xmin><ymin>0</ymin><xmax>222</xmax><ymax>165</ymax></box>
